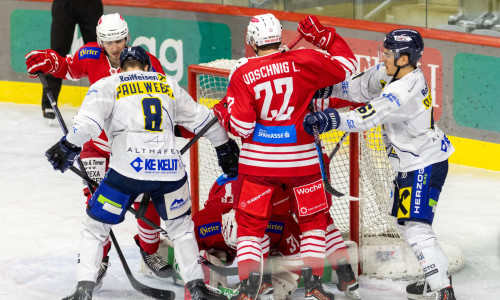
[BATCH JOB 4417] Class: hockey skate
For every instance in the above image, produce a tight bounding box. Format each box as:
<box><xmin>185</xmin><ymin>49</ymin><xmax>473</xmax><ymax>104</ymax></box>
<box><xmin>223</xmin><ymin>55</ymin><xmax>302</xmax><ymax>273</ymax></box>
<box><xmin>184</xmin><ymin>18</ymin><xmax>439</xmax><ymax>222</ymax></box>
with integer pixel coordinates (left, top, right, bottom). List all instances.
<box><xmin>186</xmin><ymin>279</ymin><xmax>227</xmax><ymax>300</ymax></box>
<box><xmin>430</xmin><ymin>287</ymin><xmax>456</xmax><ymax>300</ymax></box>
<box><xmin>257</xmin><ymin>273</ymin><xmax>274</xmax><ymax>296</ymax></box>
<box><xmin>93</xmin><ymin>255</ymin><xmax>110</xmax><ymax>291</ymax></box>
<box><xmin>135</xmin><ymin>238</ymin><xmax>173</xmax><ymax>278</ymax></box>
<box><xmin>407</xmin><ymin>275</ymin><xmax>452</xmax><ymax>300</ymax></box>
<box><xmin>302</xmin><ymin>267</ymin><xmax>335</xmax><ymax>300</ymax></box>
<box><xmin>335</xmin><ymin>260</ymin><xmax>361</xmax><ymax>299</ymax></box>
<box><xmin>231</xmin><ymin>272</ymin><xmax>260</xmax><ymax>300</ymax></box>
<box><xmin>43</xmin><ymin>108</ymin><xmax>56</xmax><ymax>119</ymax></box>
<box><xmin>62</xmin><ymin>281</ymin><xmax>95</xmax><ymax>300</ymax></box>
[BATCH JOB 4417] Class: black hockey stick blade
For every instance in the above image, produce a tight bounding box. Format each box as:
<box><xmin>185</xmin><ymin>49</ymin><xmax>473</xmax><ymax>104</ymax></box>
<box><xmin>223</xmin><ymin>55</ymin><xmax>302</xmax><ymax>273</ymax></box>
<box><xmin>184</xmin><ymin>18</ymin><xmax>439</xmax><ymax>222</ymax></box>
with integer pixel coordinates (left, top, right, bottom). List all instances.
<box><xmin>315</xmin><ymin>143</ymin><xmax>344</xmax><ymax>197</ymax></box>
<box><xmin>109</xmin><ymin>230</ymin><xmax>175</xmax><ymax>299</ymax></box>
<box><xmin>323</xmin><ymin>179</ymin><xmax>344</xmax><ymax>197</ymax></box>
<box><xmin>199</xmin><ymin>256</ymin><xmax>238</xmax><ymax>276</ymax></box>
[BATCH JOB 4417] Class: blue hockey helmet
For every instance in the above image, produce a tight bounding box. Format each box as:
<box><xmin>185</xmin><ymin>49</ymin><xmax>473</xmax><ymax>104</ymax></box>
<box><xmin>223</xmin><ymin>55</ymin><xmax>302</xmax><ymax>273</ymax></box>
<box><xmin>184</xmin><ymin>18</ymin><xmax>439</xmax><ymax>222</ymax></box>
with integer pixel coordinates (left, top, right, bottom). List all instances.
<box><xmin>383</xmin><ymin>29</ymin><xmax>424</xmax><ymax>65</ymax></box>
<box><xmin>119</xmin><ymin>46</ymin><xmax>151</xmax><ymax>69</ymax></box>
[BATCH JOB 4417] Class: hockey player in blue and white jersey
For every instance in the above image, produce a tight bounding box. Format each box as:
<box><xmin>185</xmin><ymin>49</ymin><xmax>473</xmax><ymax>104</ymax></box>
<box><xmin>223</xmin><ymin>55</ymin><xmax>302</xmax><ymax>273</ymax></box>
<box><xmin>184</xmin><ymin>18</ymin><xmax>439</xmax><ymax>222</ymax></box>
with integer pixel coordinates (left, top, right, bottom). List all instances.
<box><xmin>45</xmin><ymin>46</ymin><xmax>235</xmax><ymax>300</ymax></box>
<box><xmin>303</xmin><ymin>29</ymin><xmax>456</xmax><ymax>300</ymax></box>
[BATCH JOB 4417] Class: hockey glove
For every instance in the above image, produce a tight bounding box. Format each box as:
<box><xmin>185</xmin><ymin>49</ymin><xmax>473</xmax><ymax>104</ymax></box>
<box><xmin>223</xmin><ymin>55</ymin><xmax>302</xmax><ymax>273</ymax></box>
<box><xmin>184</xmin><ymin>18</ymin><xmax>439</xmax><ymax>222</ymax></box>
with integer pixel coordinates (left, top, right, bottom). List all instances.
<box><xmin>25</xmin><ymin>49</ymin><xmax>67</xmax><ymax>78</ymax></box>
<box><xmin>303</xmin><ymin>107</ymin><xmax>340</xmax><ymax>136</ymax></box>
<box><xmin>45</xmin><ymin>136</ymin><xmax>82</xmax><ymax>173</ymax></box>
<box><xmin>215</xmin><ymin>139</ymin><xmax>239</xmax><ymax>177</ymax></box>
<box><xmin>212</xmin><ymin>97</ymin><xmax>230</xmax><ymax>131</ymax></box>
<box><xmin>314</xmin><ymin>85</ymin><xmax>334</xmax><ymax>99</ymax></box>
<box><xmin>297</xmin><ymin>16</ymin><xmax>335</xmax><ymax>50</ymax></box>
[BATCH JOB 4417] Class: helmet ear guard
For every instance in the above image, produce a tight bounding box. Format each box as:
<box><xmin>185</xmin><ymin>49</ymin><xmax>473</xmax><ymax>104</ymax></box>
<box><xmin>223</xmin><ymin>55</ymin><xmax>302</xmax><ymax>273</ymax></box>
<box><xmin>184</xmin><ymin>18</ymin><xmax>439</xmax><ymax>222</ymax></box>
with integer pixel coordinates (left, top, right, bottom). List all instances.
<box><xmin>96</xmin><ymin>13</ymin><xmax>130</xmax><ymax>47</ymax></box>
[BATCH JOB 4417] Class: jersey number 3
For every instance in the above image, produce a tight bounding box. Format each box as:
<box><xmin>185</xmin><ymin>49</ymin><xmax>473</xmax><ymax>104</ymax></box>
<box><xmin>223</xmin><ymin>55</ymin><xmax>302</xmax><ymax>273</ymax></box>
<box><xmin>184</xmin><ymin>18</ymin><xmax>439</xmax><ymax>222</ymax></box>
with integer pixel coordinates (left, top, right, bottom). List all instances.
<box><xmin>142</xmin><ymin>97</ymin><xmax>163</xmax><ymax>132</ymax></box>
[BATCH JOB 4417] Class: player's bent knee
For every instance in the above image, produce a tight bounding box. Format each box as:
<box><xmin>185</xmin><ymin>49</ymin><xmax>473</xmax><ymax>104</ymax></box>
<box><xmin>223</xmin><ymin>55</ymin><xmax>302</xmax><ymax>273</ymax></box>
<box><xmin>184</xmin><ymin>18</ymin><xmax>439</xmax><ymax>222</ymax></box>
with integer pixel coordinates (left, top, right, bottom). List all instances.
<box><xmin>403</xmin><ymin>221</ymin><xmax>437</xmax><ymax>252</ymax></box>
<box><xmin>164</xmin><ymin>214</ymin><xmax>194</xmax><ymax>241</ymax></box>
<box><xmin>81</xmin><ymin>216</ymin><xmax>112</xmax><ymax>242</ymax></box>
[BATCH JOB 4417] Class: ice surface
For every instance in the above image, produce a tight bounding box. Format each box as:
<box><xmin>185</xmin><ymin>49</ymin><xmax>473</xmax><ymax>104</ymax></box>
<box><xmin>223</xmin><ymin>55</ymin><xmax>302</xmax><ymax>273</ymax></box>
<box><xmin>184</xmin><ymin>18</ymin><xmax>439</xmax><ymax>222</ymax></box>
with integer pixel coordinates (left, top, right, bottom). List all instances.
<box><xmin>0</xmin><ymin>103</ymin><xmax>499</xmax><ymax>299</ymax></box>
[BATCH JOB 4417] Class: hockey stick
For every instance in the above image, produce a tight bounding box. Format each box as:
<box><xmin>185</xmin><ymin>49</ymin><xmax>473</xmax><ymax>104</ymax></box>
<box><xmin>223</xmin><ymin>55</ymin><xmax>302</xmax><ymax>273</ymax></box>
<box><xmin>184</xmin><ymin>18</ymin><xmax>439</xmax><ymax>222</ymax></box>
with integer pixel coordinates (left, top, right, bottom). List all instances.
<box><xmin>39</xmin><ymin>74</ymin><xmax>175</xmax><ymax>299</ymax></box>
<box><xmin>307</xmin><ymin>102</ymin><xmax>344</xmax><ymax>197</ymax></box>
<box><xmin>179</xmin><ymin>35</ymin><xmax>304</xmax><ymax>156</ymax></box>
<box><xmin>328</xmin><ymin>131</ymin><xmax>349</xmax><ymax>160</ymax></box>
<box><xmin>109</xmin><ymin>230</ymin><xmax>175</xmax><ymax>299</ymax></box>
<box><xmin>179</xmin><ymin>116</ymin><xmax>218</xmax><ymax>155</ymax></box>
<box><xmin>199</xmin><ymin>256</ymin><xmax>239</xmax><ymax>276</ymax></box>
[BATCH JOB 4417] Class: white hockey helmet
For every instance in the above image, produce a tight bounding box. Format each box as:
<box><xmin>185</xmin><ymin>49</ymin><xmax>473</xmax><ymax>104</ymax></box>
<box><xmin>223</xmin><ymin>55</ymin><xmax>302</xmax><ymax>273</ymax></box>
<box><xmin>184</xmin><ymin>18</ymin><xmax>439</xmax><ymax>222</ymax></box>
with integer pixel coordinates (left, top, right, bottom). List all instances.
<box><xmin>96</xmin><ymin>13</ymin><xmax>130</xmax><ymax>46</ymax></box>
<box><xmin>221</xmin><ymin>209</ymin><xmax>238</xmax><ymax>250</ymax></box>
<box><xmin>246</xmin><ymin>13</ymin><xmax>282</xmax><ymax>47</ymax></box>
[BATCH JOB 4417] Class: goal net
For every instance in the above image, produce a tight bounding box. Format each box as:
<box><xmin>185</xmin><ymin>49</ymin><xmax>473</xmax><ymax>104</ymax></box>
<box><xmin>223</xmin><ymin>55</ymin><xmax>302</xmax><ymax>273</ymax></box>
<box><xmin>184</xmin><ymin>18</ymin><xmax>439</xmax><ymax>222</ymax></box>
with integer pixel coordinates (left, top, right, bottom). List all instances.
<box><xmin>186</xmin><ymin>59</ymin><xmax>465</xmax><ymax>279</ymax></box>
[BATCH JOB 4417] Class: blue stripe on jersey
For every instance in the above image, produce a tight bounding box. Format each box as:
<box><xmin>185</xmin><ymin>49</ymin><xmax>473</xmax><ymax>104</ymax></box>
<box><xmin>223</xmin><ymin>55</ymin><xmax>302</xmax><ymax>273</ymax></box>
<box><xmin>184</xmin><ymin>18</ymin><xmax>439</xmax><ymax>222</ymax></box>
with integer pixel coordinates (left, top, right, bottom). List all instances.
<box><xmin>215</xmin><ymin>174</ymin><xmax>238</xmax><ymax>186</ymax></box>
<box><xmin>84</xmin><ymin>115</ymin><xmax>102</xmax><ymax>131</ymax></box>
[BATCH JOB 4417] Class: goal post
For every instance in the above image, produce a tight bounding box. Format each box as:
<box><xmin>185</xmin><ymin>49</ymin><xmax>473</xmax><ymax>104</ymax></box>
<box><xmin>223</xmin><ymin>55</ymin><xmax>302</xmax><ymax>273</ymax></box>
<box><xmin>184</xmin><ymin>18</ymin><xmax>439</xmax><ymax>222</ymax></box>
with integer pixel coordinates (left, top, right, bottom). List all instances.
<box><xmin>186</xmin><ymin>59</ymin><xmax>465</xmax><ymax>279</ymax></box>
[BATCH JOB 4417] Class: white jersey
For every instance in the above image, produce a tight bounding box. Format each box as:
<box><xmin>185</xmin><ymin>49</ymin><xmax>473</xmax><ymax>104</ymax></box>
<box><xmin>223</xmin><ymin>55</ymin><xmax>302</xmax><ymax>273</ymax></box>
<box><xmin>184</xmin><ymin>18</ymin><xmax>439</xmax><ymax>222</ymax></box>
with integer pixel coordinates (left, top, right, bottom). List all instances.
<box><xmin>329</xmin><ymin>64</ymin><xmax>454</xmax><ymax>172</ymax></box>
<box><xmin>67</xmin><ymin>70</ymin><xmax>229</xmax><ymax>181</ymax></box>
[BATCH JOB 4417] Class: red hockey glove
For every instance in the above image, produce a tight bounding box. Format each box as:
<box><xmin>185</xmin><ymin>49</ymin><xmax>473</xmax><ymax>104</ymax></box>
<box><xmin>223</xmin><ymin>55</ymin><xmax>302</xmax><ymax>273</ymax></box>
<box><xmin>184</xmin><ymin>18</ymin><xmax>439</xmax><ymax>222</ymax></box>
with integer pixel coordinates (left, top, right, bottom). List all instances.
<box><xmin>297</xmin><ymin>16</ymin><xmax>335</xmax><ymax>50</ymax></box>
<box><xmin>212</xmin><ymin>98</ymin><xmax>230</xmax><ymax>130</ymax></box>
<box><xmin>25</xmin><ymin>49</ymin><xmax>67</xmax><ymax>78</ymax></box>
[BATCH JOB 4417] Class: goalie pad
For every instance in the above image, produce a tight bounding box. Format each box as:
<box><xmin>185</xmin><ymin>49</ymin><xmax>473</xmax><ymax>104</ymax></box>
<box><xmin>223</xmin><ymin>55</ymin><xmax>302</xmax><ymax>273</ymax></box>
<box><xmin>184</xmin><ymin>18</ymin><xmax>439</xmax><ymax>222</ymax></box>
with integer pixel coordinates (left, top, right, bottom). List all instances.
<box><xmin>222</xmin><ymin>209</ymin><xmax>238</xmax><ymax>249</ymax></box>
<box><xmin>271</xmin><ymin>266</ymin><xmax>299</xmax><ymax>300</ymax></box>
<box><xmin>200</xmin><ymin>249</ymin><xmax>228</xmax><ymax>288</ymax></box>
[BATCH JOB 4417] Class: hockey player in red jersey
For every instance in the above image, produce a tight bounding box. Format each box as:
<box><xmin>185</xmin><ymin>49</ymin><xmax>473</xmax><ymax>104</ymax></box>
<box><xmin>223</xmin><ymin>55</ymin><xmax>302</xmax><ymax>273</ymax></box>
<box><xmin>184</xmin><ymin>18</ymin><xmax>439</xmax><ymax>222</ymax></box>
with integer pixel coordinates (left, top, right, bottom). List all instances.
<box><xmin>212</xmin><ymin>14</ymin><xmax>357</xmax><ymax>300</ymax></box>
<box><xmin>25</xmin><ymin>13</ymin><xmax>172</xmax><ymax>288</ymax></box>
<box><xmin>192</xmin><ymin>174</ymin><xmax>302</xmax><ymax>300</ymax></box>
<box><xmin>193</xmin><ymin>173</ymin><xmax>361</xmax><ymax>299</ymax></box>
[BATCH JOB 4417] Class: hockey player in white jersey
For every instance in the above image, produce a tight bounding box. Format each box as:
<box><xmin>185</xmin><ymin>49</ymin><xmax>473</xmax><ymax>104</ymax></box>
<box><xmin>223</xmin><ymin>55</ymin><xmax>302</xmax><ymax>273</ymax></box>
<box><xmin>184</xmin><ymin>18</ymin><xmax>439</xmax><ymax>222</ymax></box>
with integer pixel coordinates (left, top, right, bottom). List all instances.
<box><xmin>45</xmin><ymin>46</ymin><xmax>235</xmax><ymax>300</ymax></box>
<box><xmin>304</xmin><ymin>29</ymin><xmax>456</xmax><ymax>300</ymax></box>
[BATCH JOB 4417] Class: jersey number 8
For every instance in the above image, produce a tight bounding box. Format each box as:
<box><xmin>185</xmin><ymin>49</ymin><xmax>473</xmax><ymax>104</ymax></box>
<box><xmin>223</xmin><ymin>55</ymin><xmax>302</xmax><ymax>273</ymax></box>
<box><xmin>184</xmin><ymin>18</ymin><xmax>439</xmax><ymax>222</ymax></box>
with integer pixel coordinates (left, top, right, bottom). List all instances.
<box><xmin>142</xmin><ymin>97</ymin><xmax>163</xmax><ymax>132</ymax></box>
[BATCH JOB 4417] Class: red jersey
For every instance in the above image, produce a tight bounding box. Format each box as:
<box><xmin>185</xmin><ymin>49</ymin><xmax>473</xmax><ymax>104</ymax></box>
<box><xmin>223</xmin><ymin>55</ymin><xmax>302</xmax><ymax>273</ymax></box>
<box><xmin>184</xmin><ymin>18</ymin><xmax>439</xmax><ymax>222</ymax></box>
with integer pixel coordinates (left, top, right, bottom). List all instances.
<box><xmin>224</xmin><ymin>34</ymin><xmax>357</xmax><ymax>177</ymax></box>
<box><xmin>193</xmin><ymin>175</ymin><xmax>300</xmax><ymax>257</ymax></box>
<box><xmin>59</xmin><ymin>42</ymin><xmax>165</xmax><ymax>157</ymax></box>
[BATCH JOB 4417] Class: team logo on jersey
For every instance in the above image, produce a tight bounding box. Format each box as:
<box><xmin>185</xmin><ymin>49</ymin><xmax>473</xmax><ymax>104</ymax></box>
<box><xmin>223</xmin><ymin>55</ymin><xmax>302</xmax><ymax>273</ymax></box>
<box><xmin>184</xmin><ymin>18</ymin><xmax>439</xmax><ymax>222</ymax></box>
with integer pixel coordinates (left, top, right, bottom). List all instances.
<box><xmin>266</xmin><ymin>221</ymin><xmax>284</xmax><ymax>234</ymax></box>
<box><xmin>79</xmin><ymin>47</ymin><xmax>101</xmax><ymax>59</ymax></box>
<box><xmin>253</xmin><ymin>124</ymin><xmax>297</xmax><ymax>144</ymax></box>
<box><xmin>383</xmin><ymin>93</ymin><xmax>401</xmax><ymax>107</ymax></box>
<box><xmin>170</xmin><ymin>198</ymin><xmax>187</xmax><ymax>211</ymax></box>
<box><xmin>130</xmin><ymin>157</ymin><xmax>144</xmax><ymax>172</ymax></box>
<box><xmin>441</xmin><ymin>135</ymin><xmax>451</xmax><ymax>152</ymax></box>
<box><xmin>119</xmin><ymin>73</ymin><xmax>159</xmax><ymax>82</ymax></box>
<box><xmin>397</xmin><ymin>187</ymin><xmax>411</xmax><ymax>219</ymax></box>
<box><xmin>412</xmin><ymin>167</ymin><xmax>429</xmax><ymax>215</ymax></box>
<box><xmin>129</xmin><ymin>157</ymin><xmax>178</xmax><ymax>173</ymax></box>
<box><xmin>198</xmin><ymin>222</ymin><xmax>222</xmax><ymax>238</ymax></box>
